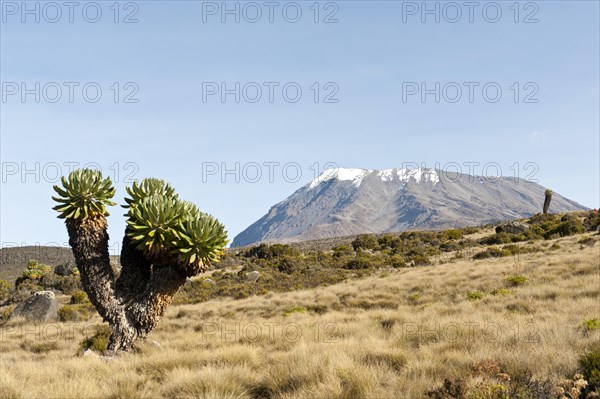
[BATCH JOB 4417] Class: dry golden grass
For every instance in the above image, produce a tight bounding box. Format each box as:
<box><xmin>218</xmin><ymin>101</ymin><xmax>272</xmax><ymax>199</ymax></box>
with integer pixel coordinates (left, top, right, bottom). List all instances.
<box><xmin>1</xmin><ymin>233</ymin><xmax>599</xmax><ymax>398</ymax></box>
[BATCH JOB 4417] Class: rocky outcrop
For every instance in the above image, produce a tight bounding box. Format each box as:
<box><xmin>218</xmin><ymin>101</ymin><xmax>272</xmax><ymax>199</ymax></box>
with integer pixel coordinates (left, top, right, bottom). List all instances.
<box><xmin>12</xmin><ymin>291</ymin><xmax>58</xmax><ymax>322</ymax></box>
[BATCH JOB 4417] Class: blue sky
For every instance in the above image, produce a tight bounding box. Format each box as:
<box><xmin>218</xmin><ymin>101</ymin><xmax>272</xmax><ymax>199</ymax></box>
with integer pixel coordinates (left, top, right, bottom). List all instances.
<box><xmin>1</xmin><ymin>1</ymin><xmax>599</xmax><ymax>250</ymax></box>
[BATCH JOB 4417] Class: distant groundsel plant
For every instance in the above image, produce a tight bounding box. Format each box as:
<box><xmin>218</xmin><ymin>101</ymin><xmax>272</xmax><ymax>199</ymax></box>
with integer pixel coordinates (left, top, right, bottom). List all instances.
<box><xmin>52</xmin><ymin>169</ymin><xmax>228</xmax><ymax>353</ymax></box>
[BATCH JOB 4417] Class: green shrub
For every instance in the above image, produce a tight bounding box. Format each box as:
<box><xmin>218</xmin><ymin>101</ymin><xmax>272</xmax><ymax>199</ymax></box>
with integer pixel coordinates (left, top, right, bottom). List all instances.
<box><xmin>70</xmin><ymin>290</ymin><xmax>89</xmax><ymax>304</ymax></box>
<box><xmin>60</xmin><ymin>275</ymin><xmax>82</xmax><ymax>294</ymax></box>
<box><xmin>461</xmin><ymin>226</ymin><xmax>481</xmax><ymax>235</ymax></box>
<box><xmin>333</xmin><ymin>245</ymin><xmax>354</xmax><ymax>258</ymax></box>
<box><xmin>579</xmin><ymin>344</ymin><xmax>600</xmax><ymax>387</ymax></box>
<box><xmin>344</xmin><ymin>253</ymin><xmax>379</xmax><ymax>270</ymax></box>
<box><xmin>0</xmin><ymin>280</ymin><xmax>11</xmax><ymax>304</ymax></box>
<box><xmin>583</xmin><ymin>211</ymin><xmax>600</xmax><ymax>232</ymax></box>
<box><xmin>473</xmin><ymin>248</ymin><xmax>511</xmax><ymax>259</ymax></box>
<box><xmin>389</xmin><ymin>254</ymin><xmax>407</xmax><ymax>268</ymax></box>
<box><xmin>79</xmin><ymin>325</ymin><xmax>111</xmax><ymax>353</ymax></box>
<box><xmin>502</xmin><ymin>244</ymin><xmax>537</xmax><ymax>255</ymax></box>
<box><xmin>0</xmin><ymin>305</ymin><xmax>15</xmax><ymax>325</ymax></box>
<box><xmin>277</xmin><ymin>256</ymin><xmax>302</xmax><ymax>275</ymax></box>
<box><xmin>506</xmin><ymin>275</ymin><xmax>528</xmax><ymax>287</ymax></box>
<box><xmin>467</xmin><ymin>291</ymin><xmax>485</xmax><ymax>301</ymax></box>
<box><xmin>351</xmin><ymin>234</ymin><xmax>379</xmax><ymax>251</ymax></box>
<box><xmin>283</xmin><ymin>306</ymin><xmax>307</xmax><ymax>317</ymax></box>
<box><xmin>443</xmin><ymin>229</ymin><xmax>463</xmax><ymax>240</ymax></box>
<box><xmin>410</xmin><ymin>254</ymin><xmax>432</xmax><ymax>266</ymax></box>
<box><xmin>544</xmin><ymin>218</ymin><xmax>586</xmax><ymax>239</ymax></box>
<box><xmin>58</xmin><ymin>303</ymin><xmax>95</xmax><ymax>322</ymax></box>
<box><xmin>440</xmin><ymin>241</ymin><xmax>461</xmax><ymax>252</ymax></box>
<box><xmin>583</xmin><ymin>319</ymin><xmax>600</xmax><ymax>331</ymax></box>
<box><xmin>244</xmin><ymin>243</ymin><xmax>298</xmax><ymax>259</ymax></box>
<box><xmin>377</xmin><ymin>234</ymin><xmax>401</xmax><ymax>250</ymax></box>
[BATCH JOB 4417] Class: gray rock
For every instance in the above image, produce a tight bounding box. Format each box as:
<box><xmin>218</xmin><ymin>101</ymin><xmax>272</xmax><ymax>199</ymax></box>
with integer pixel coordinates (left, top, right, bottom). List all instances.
<box><xmin>54</xmin><ymin>261</ymin><xmax>76</xmax><ymax>276</ymax></box>
<box><xmin>12</xmin><ymin>291</ymin><xmax>58</xmax><ymax>322</ymax></box>
<box><xmin>246</xmin><ymin>271</ymin><xmax>260</xmax><ymax>282</ymax></box>
<box><xmin>496</xmin><ymin>222</ymin><xmax>529</xmax><ymax>235</ymax></box>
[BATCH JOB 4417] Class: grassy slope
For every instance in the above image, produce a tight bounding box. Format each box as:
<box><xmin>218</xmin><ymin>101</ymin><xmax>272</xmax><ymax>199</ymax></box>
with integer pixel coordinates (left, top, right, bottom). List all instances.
<box><xmin>0</xmin><ymin>231</ymin><xmax>599</xmax><ymax>398</ymax></box>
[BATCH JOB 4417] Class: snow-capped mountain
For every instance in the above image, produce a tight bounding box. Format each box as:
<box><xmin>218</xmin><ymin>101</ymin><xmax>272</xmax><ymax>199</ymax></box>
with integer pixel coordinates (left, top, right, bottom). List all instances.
<box><xmin>231</xmin><ymin>168</ymin><xmax>587</xmax><ymax>247</ymax></box>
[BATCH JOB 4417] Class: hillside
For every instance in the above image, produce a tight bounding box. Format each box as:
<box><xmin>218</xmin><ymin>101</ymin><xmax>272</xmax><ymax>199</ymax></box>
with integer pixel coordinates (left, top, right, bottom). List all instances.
<box><xmin>1</xmin><ymin>217</ymin><xmax>598</xmax><ymax>398</ymax></box>
<box><xmin>0</xmin><ymin>246</ymin><xmax>121</xmax><ymax>282</ymax></box>
<box><xmin>0</xmin><ymin>246</ymin><xmax>74</xmax><ymax>281</ymax></box>
<box><xmin>232</xmin><ymin>168</ymin><xmax>586</xmax><ymax>247</ymax></box>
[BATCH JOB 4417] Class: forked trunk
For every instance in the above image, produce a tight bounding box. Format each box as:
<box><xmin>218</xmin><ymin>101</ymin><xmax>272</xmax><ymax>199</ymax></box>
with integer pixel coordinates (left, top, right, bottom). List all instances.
<box><xmin>66</xmin><ymin>217</ymin><xmax>190</xmax><ymax>354</ymax></box>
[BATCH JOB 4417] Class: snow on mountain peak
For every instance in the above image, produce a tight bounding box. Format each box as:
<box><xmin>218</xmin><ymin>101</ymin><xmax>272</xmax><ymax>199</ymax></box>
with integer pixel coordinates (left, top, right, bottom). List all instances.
<box><xmin>377</xmin><ymin>168</ymin><xmax>439</xmax><ymax>184</ymax></box>
<box><xmin>308</xmin><ymin>168</ymin><xmax>372</xmax><ymax>189</ymax></box>
<box><xmin>308</xmin><ymin>167</ymin><xmax>439</xmax><ymax>189</ymax></box>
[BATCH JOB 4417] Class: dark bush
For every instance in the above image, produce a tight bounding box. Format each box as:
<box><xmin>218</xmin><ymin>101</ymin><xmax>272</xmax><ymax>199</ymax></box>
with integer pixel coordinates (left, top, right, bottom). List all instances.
<box><xmin>473</xmin><ymin>247</ymin><xmax>511</xmax><ymax>259</ymax></box>
<box><xmin>580</xmin><ymin>344</ymin><xmax>600</xmax><ymax>387</ymax></box>
<box><xmin>333</xmin><ymin>245</ymin><xmax>354</xmax><ymax>259</ymax></box>
<box><xmin>79</xmin><ymin>325</ymin><xmax>111</xmax><ymax>353</ymax></box>
<box><xmin>425</xmin><ymin>378</ymin><xmax>468</xmax><ymax>399</ymax></box>
<box><xmin>277</xmin><ymin>256</ymin><xmax>302</xmax><ymax>274</ymax></box>
<box><xmin>506</xmin><ymin>370</ymin><xmax>555</xmax><ymax>399</ymax></box>
<box><xmin>479</xmin><ymin>233</ymin><xmax>525</xmax><ymax>245</ymax></box>
<box><xmin>351</xmin><ymin>234</ymin><xmax>379</xmax><ymax>251</ymax></box>
<box><xmin>443</xmin><ymin>229</ymin><xmax>463</xmax><ymax>240</ymax></box>
<box><xmin>544</xmin><ymin>218</ymin><xmax>586</xmax><ymax>239</ymax></box>
<box><xmin>583</xmin><ymin>211</ymin><xmax>600</xmax><ymax>232</ymax></box>
<box><xmin>440</xmin><ymin>241</ymin><xmax>461</xmax><ymax>252</ymax></box>
<box><xmin>409</xmin><ymin>254</ymin><xmax>432</xmax><ymax>266</ymax></box>
<box><xmin>505</xmin><ymin>275</ymin><xmax>528</xmax><ymax>287</ymax></box>
<box><xmin>48</xmin><ymin>275</ymin><xmax>82</xmax><ymax>295</ymax></box>
<box><xmin>377</xmin><ymin>234</ymin><xmax>402</xmax><ymax>250</ymax></box>
<box><xmin>344</xmin><ymin>254</ymin><xmax>378</xmax><ymax>270</ymax></box>
<box><xmin>244</xmin><ymin>243</ymin><xmax>298</xmax><ymax>259</ymax></box>
<box><xmin>70</xmin><ymin>290</ymin><xmax>89</xmax><ymax>304</ymax></box>
<box><xmin>461</xmin><ymin>226</ymin><xmax>481</xmax><ymax>235</ymax></box>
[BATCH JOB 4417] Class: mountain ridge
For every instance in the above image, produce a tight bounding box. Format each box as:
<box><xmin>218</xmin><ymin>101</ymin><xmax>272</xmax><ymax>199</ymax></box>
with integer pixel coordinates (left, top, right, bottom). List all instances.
<box><xmin>231</xmin><ymin>167</ymin><xmax>587</xmax><ymax>247</ymax></box>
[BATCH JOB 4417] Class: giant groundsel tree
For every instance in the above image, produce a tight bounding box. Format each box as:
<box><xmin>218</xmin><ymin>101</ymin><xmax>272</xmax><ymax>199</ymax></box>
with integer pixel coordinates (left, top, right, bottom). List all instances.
<box><xmin>543</xmin><ymin>189</ymin><xmax>553</xmax><ymax>214</ymax></box>
<box><xmin>52</xmin><ymin>169</ymin><xmax>228</xmax><ymax>353</ymax></box>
